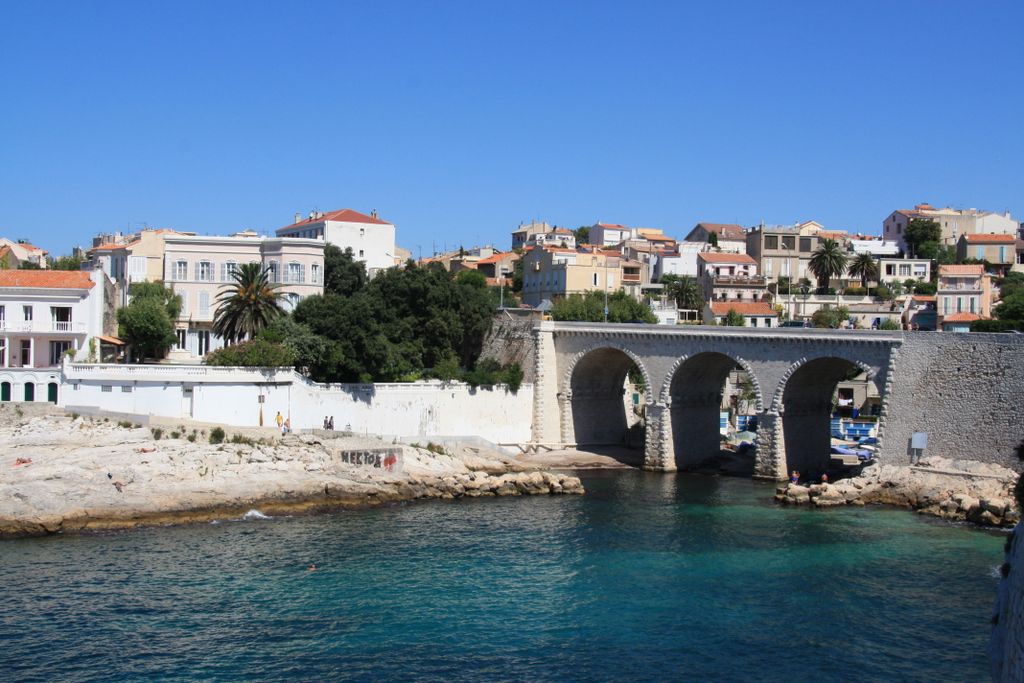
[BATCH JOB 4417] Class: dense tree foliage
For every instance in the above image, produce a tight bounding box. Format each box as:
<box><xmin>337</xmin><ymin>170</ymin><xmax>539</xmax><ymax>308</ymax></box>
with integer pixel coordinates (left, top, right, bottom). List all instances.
<box><xmin>904</xmin><ymin>218</ymin><xmax>941</xmax><ymax>257</ymax></box>
<box><xmin>573</xmin><ymin>226</ymin><xmax>590</xmax><ymax>245</ymax></box>
<box><xmin>213</xmin><ymin>263</ymin><xmax>284</xmax><ymax>344</ymax></box>
<box><xmin>205</xmin><ymin>338</ymin><xmax>296</xmax><ymax>367</ymax></box>
<box><xmin>117</xmin><ymin>282</ymin><xmax>182</xmax><ymax>360</ymax></box>
<box><xmin>722</xmin><ymin>309</ymin><xmax>746</xmax><ymax>326</ymax></box>
<box><xmin>550</xmin><ymin>290</ymin><xmax>657</xmax><ymax>324</ymax></box>
<box><xmin>292</xmin><ymin>262</ymin><xmax>496</xmax><ymax>383</ymax></box>
<box><xmin>323</xmin><ymin>244</ymin><xmax>367</xmax><ymax>296</ymax></box>
<box><xmin>50</xmin><ymin>254</ymin><xmax>84</xmax><ymax>271</ymax></box>
<box><xmin>811</xmin><ymin>305</ymin><xmax>850</xmax><ymax>329</ymax></box>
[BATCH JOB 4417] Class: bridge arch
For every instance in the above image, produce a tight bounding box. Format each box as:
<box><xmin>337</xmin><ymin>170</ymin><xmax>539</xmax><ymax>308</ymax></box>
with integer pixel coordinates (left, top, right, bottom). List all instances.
<box><xmin>775</xmin><ymin>355</ymin><xmax>879</xmax><ymax>479</ymax></box>
<box><xmin>661</xmin><ymin>351</ymin><xmax>765</xmax><ymax>470</ymax></box>
<box><xmin>560</xmin><ymin>345</ymin><xmax>651</xmax><ymax>449</ymax></box>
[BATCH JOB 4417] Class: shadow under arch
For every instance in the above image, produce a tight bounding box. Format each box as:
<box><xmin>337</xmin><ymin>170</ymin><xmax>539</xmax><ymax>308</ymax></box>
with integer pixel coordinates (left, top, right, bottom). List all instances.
<box><xmin>666</xmin><ymin>351</ymin><xmax>763</xmax><ymax>470</ymax></box>
<box><xmin>566</xmin><ymin>346</ymin><xmax>649</xmax><ymax>449</ymax></box>
<box><xmin>779</xmin><ymin>356</ymin><xmax>872</xmax><ymax>478</ymax></box>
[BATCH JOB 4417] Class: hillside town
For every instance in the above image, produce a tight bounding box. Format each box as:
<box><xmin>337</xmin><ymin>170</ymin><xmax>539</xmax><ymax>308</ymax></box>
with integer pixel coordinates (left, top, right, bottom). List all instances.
<box><xmin>1</xmin><ymin>202</ymin><xmax>1021</xmax><ymax>389</ymax></box>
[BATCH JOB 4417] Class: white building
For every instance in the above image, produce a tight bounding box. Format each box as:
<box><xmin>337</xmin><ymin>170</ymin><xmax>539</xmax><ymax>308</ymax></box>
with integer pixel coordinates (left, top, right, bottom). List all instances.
<box><xmin>163</xmin><ymin>233</ymin><xmax>324</xmax><ymax>358</ymax></box>
<box><xmin>276</xmin><ymin>208</ymin><xmax>396</xmax><ymax>275</ymax></box>
<box><xmin>652</xmin><ymin>242</ymin><xmax>707</xmax><ymax>280</ymax></box>
<box><xmin>0</xmin><ymin>238</ymin><xmax>49</xmax><ymax>269</ymax></box>
<box><xmin>848</xmin><ymin>238</ymin><xmax>900</xmax><ymax>257</ymax></box>
<box><xmin>0</xmin><ymin>269</ymin><xmax>113</xmax><ymax>403</ymax></box>
<box><xmin>877</xmin><ymin>258</ymin><xmax>931</xmax><ymax>285</ymax></box>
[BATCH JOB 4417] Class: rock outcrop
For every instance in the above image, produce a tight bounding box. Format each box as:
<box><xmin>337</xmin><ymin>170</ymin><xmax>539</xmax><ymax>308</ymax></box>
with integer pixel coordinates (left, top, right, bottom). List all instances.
<box><xmin>776</xmin><ymin>457</ymin><xmax>1020</xmax><ymax>527</ymax></box>
<box><xmin>0</xmin><ymin>410</ymin><xmax>582</xmax><ymax>537</ymax></box>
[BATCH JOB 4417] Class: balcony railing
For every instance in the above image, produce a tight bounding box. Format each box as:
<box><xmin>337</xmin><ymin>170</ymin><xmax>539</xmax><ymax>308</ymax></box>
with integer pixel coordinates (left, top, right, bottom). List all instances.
<box><xmin>712</xmin><ymin>275</ymin><xmax>768</xmax><ymax>286</ymax></box>
<box><xmin>0</xmin><ymin>321</ymin><xmax>86</xmax><ymax>333</ymax></box>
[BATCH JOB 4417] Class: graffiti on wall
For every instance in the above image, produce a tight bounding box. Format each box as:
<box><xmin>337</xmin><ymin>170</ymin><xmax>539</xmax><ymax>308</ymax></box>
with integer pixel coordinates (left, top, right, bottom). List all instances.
<box><xmin>337</xmin><ymin>448</ymin><xmax>402</xmax><ymax>472</ymax></box>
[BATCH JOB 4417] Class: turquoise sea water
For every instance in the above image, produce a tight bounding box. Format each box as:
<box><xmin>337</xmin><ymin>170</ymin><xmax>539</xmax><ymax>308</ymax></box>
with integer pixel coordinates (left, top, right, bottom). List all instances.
<box><xmin>0</xmin><ymin>471</ymin><xmax>1004</xmax><ymax>682</ymax></box>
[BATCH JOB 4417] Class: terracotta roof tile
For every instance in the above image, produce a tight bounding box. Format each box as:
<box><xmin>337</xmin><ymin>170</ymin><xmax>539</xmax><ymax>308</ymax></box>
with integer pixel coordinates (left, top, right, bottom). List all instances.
<box><xmin>278</xmin><ymin>208</ymin><xmax>390</xmax><ymax>233</ymax></box>
<box><xmin>0</xmin><ymin>270</ymin><xmax>94</xmax><ymax>289</ymax></box>
<box><xmin>941</xmin><ymin>312</ymin><xmax>982</xmax><ymax>323</ymax></box>
<box><xmin>962</xmin><ymin>233</ymin><xmax>1015</xmax><ymax>243</ymax></box>
<box><xmin>696</xmin><ymin>223</ymin><xmax>746</xmax><ymax>239</ymax></box>
<box><xmin>710</xmin><ymin>302</ymin><xmax>776</xmax><ymax>316</ymax></box>
<box><xmin>698</xmin><ymin>252</ymin><xmax>757</xmax><ymax>264</ymax></box>
<box><xmin>939</xmin><ymin>264</ymin><xmax>984</xmax><ymax>276</ymax></box>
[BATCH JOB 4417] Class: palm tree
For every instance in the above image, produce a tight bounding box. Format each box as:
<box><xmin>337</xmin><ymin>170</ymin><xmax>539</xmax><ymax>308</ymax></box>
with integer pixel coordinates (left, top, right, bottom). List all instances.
<box><xmin>848</xmin><ymin>253</ymin><xmax>879</xmax><ymax>290</ymax></box>
<box><xmin>213</xmin><ymin>262</ymin><xmax>284</xmax><ymax>344</ymax></box>
<box><xmin>662</xmin><ymin>274</ymin><xmax>703</xmax><ymax>312</ymax></box>
<box><xmin>808</xmin><ymin>239</ymin><xmax>848</xmax><ymax>292</ymax></box>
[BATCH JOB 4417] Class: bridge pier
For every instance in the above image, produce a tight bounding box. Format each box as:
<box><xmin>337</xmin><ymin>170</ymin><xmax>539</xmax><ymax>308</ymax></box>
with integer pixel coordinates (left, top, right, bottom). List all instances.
<box><xmin>753</xmin><ymin>412</ymin><xmax>787</xmax><ymax>481</ymax></box>
<box><xmin>643</xmin><ymin>402</ymin><xmax>675</xmax><ymax>471</ymax></box>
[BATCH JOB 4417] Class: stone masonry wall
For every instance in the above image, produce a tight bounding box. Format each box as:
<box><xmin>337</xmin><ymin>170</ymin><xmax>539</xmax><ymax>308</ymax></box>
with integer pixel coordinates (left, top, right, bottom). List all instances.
<box><xmin>881</xmin><ymin>333</ymin><xmax>1024</xmax><ymax>470</ymax></box>
<box><xmin>478</xmin><ymin>312</ymin><xmax>539</xmax><ymax>383</ymax></box>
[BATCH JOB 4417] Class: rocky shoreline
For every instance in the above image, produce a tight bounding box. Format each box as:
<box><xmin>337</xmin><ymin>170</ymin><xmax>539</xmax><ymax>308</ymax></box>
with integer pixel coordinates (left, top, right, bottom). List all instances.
<box><xmin>776</xmin><ymin>457</ymin><xmax>1021</xmax><ymax>528</ymax></box>
<box><xmin>0</xmin><ymin>406</ymin><xmax>582</xmax><ymax>538</ymax></box>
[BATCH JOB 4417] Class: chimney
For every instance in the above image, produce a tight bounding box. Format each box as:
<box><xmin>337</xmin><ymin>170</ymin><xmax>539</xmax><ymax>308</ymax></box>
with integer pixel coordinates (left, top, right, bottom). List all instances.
<box><xmin>294</xmin><ymin>212</ymin><xmax>302</xmax><ymax>224</ymax></box>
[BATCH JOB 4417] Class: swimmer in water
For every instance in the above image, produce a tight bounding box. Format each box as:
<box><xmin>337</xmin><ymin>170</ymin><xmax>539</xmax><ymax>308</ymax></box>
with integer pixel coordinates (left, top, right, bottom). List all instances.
<box><xmin>307</xmin><ymin>563</ymin><xmax>317</xmax><ymax>571</ymax></box>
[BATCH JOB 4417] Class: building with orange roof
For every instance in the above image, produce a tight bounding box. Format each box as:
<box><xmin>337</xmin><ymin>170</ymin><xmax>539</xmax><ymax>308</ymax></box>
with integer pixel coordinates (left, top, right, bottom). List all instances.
<box><xmin>882</xmin><ymin>203</ymin><xmax>1019</xmax><ymax>253</ymax></box>
<box><xmin>0</xmin><ymin>269</ymin><xmax>115</xmax><ymax>402</ymax></box>
<box><xmin>745</xmin><ymin>223</ymin><xmax>824</xmax><ymax>284</ymax></box>
<box><xmin>697</xmin><ymin>252</ymin><xmax>769</xmax><ymax>307</ymax></box>
<box><xmin>276</xmin><ymin>208</ymin><xmax>395</xmax><ymax>275</ymax></box>
<box><xmin>936</xmin><ymin>263</ymin><xmax>991</xmax><ymax>331</ymax></box>
<box><xmin>684</xmin><ymin>223</ymin><xmax>747</xmax><ymax>253</ymax></box>
<box><xmin>705</xmin><ymin>301</ymin><xmax>778</xmax><ymax>327</ymax></box>
<box><xmin>0</xmin><ymin>238</ymin><xmax>49</xmax><ymax>269</ymax></box>
<box><xmin>956</xmin><ymin>233</ymin><xmax>1016</xmax><ymax>272</ymax></box>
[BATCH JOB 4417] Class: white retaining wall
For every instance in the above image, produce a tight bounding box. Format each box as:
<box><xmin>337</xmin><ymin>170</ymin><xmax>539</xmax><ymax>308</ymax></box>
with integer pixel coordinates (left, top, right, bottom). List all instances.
<box><xmin>60</xmin><ymin>363</ymin><xmax>533</xmax><ymax>444</ymax></box>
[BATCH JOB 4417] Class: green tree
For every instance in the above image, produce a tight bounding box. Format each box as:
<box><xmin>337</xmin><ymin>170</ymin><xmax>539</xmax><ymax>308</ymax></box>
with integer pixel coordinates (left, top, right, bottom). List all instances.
<box><xmin>213</xmin><ymin>262</ymin><xmax>284</xmax><ymax>345</ymax></box>
<box><xmin>994</xmin><ymin>292</ymin><xmax>1024</xmax><ymax>321</ymax></box>
<box><xmin>17</xmin><ymin>261</ymin><xmax>41</xmax><ymax>270</ymax></box>
<box><xmin>998</xmin><ymin>272</ymin><xmax>1024</xmax><ymax>300</ymax></box>
<box><xmin>259</xmin><ymin>317</ymin><xmax>335</xmax><ymax>377</ymax></box>
<box><xmin>708</xmin><ymin>232</ymin><xmax>719</xmax><ymax>248</ymax></box>
<box><xmin>551</xmin><ymin>290</ymin><xmax>657</xmax><ymax>323</ymax></box>
<box><xmin>904</xmin><ymin>218</ymin><xmax>941</xmax><ymax>258</ymax></box>
<box><xmin>117</xmin><ymin>282</ymin><xmax>181</xmax><ymax>361</ymax></box>
<box><xmin>848</xmin><ymin>253</ymin><xmax>879</xmax><ymax>290</ymax></box>
<box><xmin>722</xmin><ymin>309</ymin><xmax>746</xmax><ymax>326</ymax></box>
<box><xmin>573</xmin><ymin>226</ymin><xmax>591</xmax><ymax>245</ymax></box>
<box><xmin>51</xmin><ymin>254</ymin><xmax>84</xmax><ymax>270</ymax></box>
<box><xmin>323</xmin><ymin>244</ymin><xmax>367</xmax><ymax>296</ymax></box>
<box><xmin>205</xmin><ymin>338</ymin><xmax>296</xmax><ymax>367</ymax></box>
<box><xmin>878</xmin><ymin>318</ymin><xmax>901</xmax><ymax>330</ymax></box>
<box><xmin>811</xmin><ymin>305</ymin><xmax>850</xmax><ymax>329</ymax></box>
<box><xmin>808</xmin><ymin>238</ymin><xmax>848</xmax><ymax>292</ymax></box>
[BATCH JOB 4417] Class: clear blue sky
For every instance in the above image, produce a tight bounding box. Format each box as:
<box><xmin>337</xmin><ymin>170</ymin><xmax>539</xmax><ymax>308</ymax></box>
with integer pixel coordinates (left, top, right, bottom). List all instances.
<box><xmin>2</xmin><ymin>1</ymin><xmax>1022</xmax><ymax>256</ymax></box>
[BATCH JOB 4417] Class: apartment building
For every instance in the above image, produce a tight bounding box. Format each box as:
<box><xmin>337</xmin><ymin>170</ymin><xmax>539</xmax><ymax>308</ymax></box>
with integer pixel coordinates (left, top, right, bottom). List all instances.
<box><xmin>936</xmin><ymin>264</ymin><xmax>991</xmax><ymax>332</ymax></box>
<box><xmin>745</xmin><ymin>224</ymin><xmax>819</xmax><ymax>283</ymax></box>
<box><xmin>527</xmin><ymin>228</ymin><xmax>576</xmax><ymax>249</ymax></box>
<box><xmin>162</xmin><ymin>233</ymin><xmax>324</xmax><ymax>358</ymax></box>
<box><xmin>956</xmin><ymin>233</ymin><xmax>1016</xmax><ymax>274</ymax></box>
<box><xmin>683</xmin><ymin>223</ymin><xmax>747</xmax><ymax>253</ymax></box>
<box><xmin>511</xmin><ymin>221</ymin><xmax>552</xmax><ymax>250</ymax></box>
<box><xmin>0</xmin><ymin>269</ymin><xmax>114</xmax><ymax>403</ymax></box>
<box><xmin>0</xmin><ymin>238</ymin><xmax>49</xmax><ymax>269</ymax></box>
<box><xmin>521</xmin><ymin>247</ymin><xmax>642</xmax><ymax>306</ymax></box>
<box><xmin>276</xmin><ymin>208</ymin><xmax>395</xmax><ymax>275</ymax></box>
<box><xmin>696</xmin><ymin>252</ymin><xmax>768</xmax><ymax>304</ymax></box>
<box><xmin>882</xmin><ymin>203</ymin><xmax>1019</xmax><ymax>252</ymax></box>
<box><xmin>87</xmin><ymin>228</ymin><xmax>195</xmax><ymax>306</ymax></box>
<box><xmin>877</xmin><ymin>258</ymin><xmax>931</xmax><ymax>285</ymax></box>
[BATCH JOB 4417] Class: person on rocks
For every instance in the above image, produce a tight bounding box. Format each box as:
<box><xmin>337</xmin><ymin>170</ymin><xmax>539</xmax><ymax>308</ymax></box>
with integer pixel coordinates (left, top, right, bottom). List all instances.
<box><xmin>328</xmin><ymin>417</ymin><xmax>334</xmax><ymax>431</ymax></box>
<box><xmin>790</xmin><ymin>470</ymin><xmax>800</xmax><ymax>484</ymax></box>
<box><xmin>275</xmin><ymin>412</ymin><xmax>283</xmax><ymax>430</ymax></box>
<box><xmin>323</xmin><ymin>416</ymin><xmax>329</xmax><ymax>430</ymax></box>
<box><xmin>284</xmin><ymin>417</ymin><xmax>291</xmax><ymax>435</ymax></box>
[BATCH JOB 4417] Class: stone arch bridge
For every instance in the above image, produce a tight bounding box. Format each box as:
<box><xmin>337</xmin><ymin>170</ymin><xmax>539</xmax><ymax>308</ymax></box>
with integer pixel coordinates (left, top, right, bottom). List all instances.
<box><xmin>528</xmin><ymin>321</ymin><xmax>1024</xmax><ymax>481</ymax></box>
